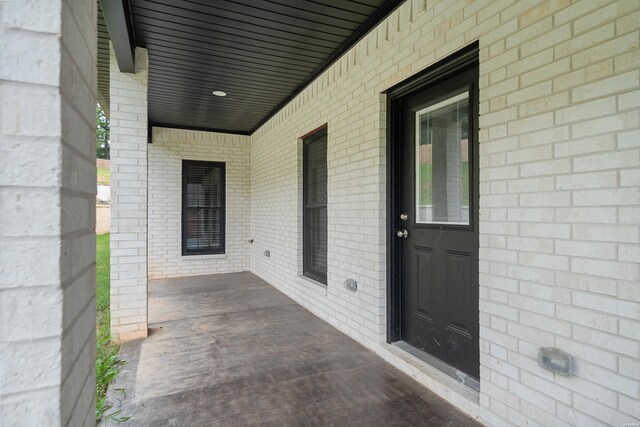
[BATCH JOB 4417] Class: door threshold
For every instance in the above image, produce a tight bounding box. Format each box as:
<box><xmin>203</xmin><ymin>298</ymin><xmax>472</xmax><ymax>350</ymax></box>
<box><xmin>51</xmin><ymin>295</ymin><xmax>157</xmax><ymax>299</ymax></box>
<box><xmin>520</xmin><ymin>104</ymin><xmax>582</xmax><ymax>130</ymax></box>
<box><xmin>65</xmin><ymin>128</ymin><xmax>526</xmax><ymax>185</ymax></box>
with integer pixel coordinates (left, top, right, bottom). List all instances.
<box><xmin>393</xmin><ymin>341</ymin><xmax>480</xmax><ymax>392</ymax></box>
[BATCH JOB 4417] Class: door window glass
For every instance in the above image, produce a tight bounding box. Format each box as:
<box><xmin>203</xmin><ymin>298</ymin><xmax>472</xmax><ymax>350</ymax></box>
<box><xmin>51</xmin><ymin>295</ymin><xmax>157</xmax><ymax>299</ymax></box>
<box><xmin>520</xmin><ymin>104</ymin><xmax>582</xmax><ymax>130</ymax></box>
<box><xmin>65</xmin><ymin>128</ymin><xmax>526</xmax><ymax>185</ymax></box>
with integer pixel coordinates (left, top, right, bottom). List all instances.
<box><xmin>415</xmin><ymin>91</ymin><xmax>470</xmax><ymax>225</ymax></box>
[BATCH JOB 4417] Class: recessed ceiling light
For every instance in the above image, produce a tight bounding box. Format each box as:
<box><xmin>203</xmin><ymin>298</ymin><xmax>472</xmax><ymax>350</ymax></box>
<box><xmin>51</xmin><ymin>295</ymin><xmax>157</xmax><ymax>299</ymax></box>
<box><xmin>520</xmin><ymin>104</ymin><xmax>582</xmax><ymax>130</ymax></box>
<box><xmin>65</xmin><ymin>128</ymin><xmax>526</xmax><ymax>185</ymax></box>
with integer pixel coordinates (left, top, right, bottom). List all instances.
<box><xmin>212</xmin><ymin>90</ymin><xmax>227</xmax><ymax>97</ymax></box>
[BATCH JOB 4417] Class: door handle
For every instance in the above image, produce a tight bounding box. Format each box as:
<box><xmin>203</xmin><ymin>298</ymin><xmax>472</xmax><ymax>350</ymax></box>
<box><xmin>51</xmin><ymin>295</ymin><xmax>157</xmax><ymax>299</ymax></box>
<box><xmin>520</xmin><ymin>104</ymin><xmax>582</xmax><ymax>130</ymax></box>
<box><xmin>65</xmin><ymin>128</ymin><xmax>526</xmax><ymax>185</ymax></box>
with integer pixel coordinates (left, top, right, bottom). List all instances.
<box><xmin>396</xmin><ymin>229</ymin><xmax>408</xmax><ymax>239</ymax></box>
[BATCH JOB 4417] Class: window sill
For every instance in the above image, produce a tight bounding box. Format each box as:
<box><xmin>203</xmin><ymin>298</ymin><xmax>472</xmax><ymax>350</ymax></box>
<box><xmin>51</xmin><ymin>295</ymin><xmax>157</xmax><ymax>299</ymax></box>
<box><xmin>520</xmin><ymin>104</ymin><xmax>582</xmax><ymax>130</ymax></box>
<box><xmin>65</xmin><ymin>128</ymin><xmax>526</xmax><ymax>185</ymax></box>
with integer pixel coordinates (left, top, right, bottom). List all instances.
<box><xmin>181</xmin><ymin>253</ymin><xmax>227</xmax><ymax>259</ymax></box>
<box><xmin>296</xmin><ymin>275</ymin><xmax>328</xmax><ymax>295</ymax></box>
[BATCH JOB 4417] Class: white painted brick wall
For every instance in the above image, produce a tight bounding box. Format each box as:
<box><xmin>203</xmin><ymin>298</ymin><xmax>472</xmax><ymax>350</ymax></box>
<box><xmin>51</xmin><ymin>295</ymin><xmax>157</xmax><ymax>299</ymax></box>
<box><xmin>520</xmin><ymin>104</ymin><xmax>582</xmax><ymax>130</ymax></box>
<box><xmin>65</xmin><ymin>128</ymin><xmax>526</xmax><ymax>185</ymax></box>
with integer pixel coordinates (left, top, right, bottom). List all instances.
<box><xmin>110</xmin><ymin>46</ymin><xmax>149</xmax><ymax>342</ymax></box>
<box><xmin>148</xmin><ymin>128</ymin><xmax>250</xmax><ymax>279</ymax></box>
<box><xmin>247</xmin><ymin>0</ymin><xmax>640</xmax><ymax>425</ymax></box>
<box><xmin>0</xmin><ymin>0</ymin><xmax>96</xmax><ymax>425</ymax></box>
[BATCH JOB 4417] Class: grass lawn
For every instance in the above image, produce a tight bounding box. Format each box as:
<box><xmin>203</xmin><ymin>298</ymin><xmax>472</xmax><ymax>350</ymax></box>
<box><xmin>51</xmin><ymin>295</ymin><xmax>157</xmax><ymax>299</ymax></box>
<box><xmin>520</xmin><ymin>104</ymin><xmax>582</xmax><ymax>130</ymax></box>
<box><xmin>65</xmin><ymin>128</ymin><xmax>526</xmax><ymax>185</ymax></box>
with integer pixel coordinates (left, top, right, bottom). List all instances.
<box><xmin>96</xmin><ymin>233</ymin><xmax>123</xmax><ymax>422</ymax></box>
<box><xmin>418</xmin><ymin>161</ymin><xmax>469</xmax><ymax>205</ymax></box>
<box><xmin>96</xmin><ymin>234</ymin><xmax>110</xmax><ymax>313</ymax></box>
<box><xmin>98</xmin><ymin>166</ymin><xmax>110</xmax><ymax>185</ymax></box>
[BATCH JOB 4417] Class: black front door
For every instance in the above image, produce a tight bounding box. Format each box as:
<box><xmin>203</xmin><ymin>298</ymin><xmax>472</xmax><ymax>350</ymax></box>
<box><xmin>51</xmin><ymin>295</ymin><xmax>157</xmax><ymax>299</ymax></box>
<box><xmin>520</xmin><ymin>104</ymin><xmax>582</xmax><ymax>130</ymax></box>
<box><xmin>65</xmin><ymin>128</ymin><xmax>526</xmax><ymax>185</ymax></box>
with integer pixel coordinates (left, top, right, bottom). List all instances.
<box><xmin>394</xmin><ymin>61</ymin><xmax>479</xmax><ymax>380</ymax></box>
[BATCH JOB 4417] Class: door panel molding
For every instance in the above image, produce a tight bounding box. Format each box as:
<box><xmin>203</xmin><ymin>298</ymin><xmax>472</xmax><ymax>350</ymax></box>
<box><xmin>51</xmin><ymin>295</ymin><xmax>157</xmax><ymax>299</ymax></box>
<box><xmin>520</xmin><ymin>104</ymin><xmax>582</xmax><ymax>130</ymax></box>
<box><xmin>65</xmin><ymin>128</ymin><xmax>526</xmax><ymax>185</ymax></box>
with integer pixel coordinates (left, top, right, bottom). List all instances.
<box><xmin>414</xmin><ymin>246</ymin><xmax>435</xmax><ymax>322</ymax></box>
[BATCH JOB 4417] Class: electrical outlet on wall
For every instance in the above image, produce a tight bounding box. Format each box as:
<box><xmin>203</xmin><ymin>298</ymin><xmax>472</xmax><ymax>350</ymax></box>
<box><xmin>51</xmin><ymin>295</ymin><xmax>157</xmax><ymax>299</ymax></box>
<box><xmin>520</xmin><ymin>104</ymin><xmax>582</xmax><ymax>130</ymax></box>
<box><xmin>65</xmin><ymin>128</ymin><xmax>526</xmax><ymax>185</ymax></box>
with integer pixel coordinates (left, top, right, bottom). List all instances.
<box><xmin>344</xmin><ymin>279</ymin><xmax>357</xmax><ymax>291</ymax></box>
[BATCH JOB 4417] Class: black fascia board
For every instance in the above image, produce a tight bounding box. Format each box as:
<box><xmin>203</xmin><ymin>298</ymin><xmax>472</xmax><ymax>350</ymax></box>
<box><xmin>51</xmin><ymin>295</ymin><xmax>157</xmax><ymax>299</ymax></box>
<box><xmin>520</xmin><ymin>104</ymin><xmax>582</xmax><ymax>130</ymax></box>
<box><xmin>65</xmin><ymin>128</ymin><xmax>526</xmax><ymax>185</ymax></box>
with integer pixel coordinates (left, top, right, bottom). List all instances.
<box><xmin>149</xmin><ymin>122</ymin><xmax>251</xmax><ymax>140</ymax></box>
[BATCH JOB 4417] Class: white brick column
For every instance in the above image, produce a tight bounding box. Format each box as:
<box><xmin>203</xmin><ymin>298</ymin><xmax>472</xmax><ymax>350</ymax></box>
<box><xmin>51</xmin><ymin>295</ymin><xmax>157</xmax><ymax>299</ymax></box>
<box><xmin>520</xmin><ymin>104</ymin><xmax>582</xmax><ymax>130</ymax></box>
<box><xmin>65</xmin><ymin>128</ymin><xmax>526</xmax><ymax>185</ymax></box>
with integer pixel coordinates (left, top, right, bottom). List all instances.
<box><xmin>110</xmin><ymin>46</ymin><xmax>149</xmax><ymax>342</ymax></box>
<box><xmin>0</xmin><ymin>0</ymin><xmax>97</xmax><ymax>425</ymax></box>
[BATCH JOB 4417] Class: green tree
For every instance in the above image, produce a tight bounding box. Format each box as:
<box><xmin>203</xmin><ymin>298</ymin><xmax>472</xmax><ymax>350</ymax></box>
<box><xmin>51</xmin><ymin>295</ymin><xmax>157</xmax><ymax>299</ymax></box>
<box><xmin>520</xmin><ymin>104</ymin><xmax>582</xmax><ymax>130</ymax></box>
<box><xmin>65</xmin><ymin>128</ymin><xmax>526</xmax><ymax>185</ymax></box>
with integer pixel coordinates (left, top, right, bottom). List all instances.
<box><xmin>96</xmin><ymin>104</ymin><xmax>110</xmax><ymax>159</ymax></box>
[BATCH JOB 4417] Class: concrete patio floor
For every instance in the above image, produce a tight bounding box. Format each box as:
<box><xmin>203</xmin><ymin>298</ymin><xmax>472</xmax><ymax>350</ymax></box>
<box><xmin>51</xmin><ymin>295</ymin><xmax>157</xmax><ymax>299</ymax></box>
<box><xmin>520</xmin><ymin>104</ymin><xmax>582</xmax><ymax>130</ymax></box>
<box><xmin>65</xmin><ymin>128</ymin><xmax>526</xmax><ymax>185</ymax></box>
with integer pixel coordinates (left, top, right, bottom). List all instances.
<box><xmin>104</xmin><ymin>272</ymin><xmax>480</xmax><ymax>426</ymax></box>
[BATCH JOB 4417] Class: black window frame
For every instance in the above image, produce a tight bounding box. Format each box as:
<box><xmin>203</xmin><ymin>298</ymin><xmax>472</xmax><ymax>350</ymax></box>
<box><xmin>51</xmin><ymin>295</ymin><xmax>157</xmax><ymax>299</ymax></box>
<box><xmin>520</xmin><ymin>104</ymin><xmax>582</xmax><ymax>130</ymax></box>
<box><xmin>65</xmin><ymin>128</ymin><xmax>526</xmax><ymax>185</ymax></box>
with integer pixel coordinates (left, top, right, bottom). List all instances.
<box><xmin>302</xmin><ymin>127</ymin><xmax>328</xmax><ymax>285</ymax></box>
<box><xmin>181</xmin><ymin>160</ymin><xmax>226</xmax><ymax>256</ymax></box>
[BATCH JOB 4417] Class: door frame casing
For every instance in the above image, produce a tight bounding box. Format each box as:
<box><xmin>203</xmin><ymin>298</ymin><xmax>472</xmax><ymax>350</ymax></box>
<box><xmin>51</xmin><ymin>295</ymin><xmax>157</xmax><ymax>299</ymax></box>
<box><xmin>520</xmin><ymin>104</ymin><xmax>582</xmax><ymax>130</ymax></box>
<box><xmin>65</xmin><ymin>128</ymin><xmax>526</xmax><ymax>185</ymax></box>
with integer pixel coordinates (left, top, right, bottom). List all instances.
<box><xmin>385</xmin><ymin>43</ymin><xmax>480</xmax><ymax>344</ymax></box>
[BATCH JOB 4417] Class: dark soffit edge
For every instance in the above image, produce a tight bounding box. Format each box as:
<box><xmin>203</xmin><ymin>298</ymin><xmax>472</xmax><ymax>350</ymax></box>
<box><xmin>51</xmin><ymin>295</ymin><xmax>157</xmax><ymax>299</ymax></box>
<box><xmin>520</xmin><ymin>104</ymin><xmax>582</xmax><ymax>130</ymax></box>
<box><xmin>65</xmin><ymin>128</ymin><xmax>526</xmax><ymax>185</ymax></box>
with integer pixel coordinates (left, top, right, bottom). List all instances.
<box><xmin>149</xmin><ymin>121</ymin><xmax>251</xmax><ymax>142</ymax></box>
<box><xmin>248</xmin><ymin>0</ymin><xmax>407</xmax><ymax>135</ymax></box>
<box><xmin>97</xmin><ymin>1</ymin><xmax>111</xmax><ymax>116</ymax></box>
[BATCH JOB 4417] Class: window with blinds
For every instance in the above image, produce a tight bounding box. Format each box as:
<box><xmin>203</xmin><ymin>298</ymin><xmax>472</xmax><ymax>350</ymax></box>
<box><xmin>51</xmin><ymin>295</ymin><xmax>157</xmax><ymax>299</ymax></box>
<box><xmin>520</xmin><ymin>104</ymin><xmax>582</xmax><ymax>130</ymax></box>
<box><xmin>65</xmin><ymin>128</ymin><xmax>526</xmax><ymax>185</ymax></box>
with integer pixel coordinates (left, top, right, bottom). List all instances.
<box><xmin>182</xmin><ymin>160</ymin><xmax>225</xmax><ymax>255</ymax></box>
<box><xmin>303</xmin><ymin>128</ymin><xmax>328</xmax><ymax>284</ymax></box>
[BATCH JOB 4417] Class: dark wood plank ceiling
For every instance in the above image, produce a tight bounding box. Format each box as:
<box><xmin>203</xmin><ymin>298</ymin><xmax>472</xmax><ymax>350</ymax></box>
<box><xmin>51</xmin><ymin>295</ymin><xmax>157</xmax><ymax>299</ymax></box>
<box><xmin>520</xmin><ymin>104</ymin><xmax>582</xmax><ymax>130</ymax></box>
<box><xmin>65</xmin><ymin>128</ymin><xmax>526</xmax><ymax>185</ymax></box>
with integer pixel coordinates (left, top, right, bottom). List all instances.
<box><xmin>120</xmin><ymin>0</ymin><xmax>403</xmax><ymax>134</ymax></box>
<box><xmin>97</xmin><ymin>1</ymin><xmax>110</xmax><ymax>117</ymax></box>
